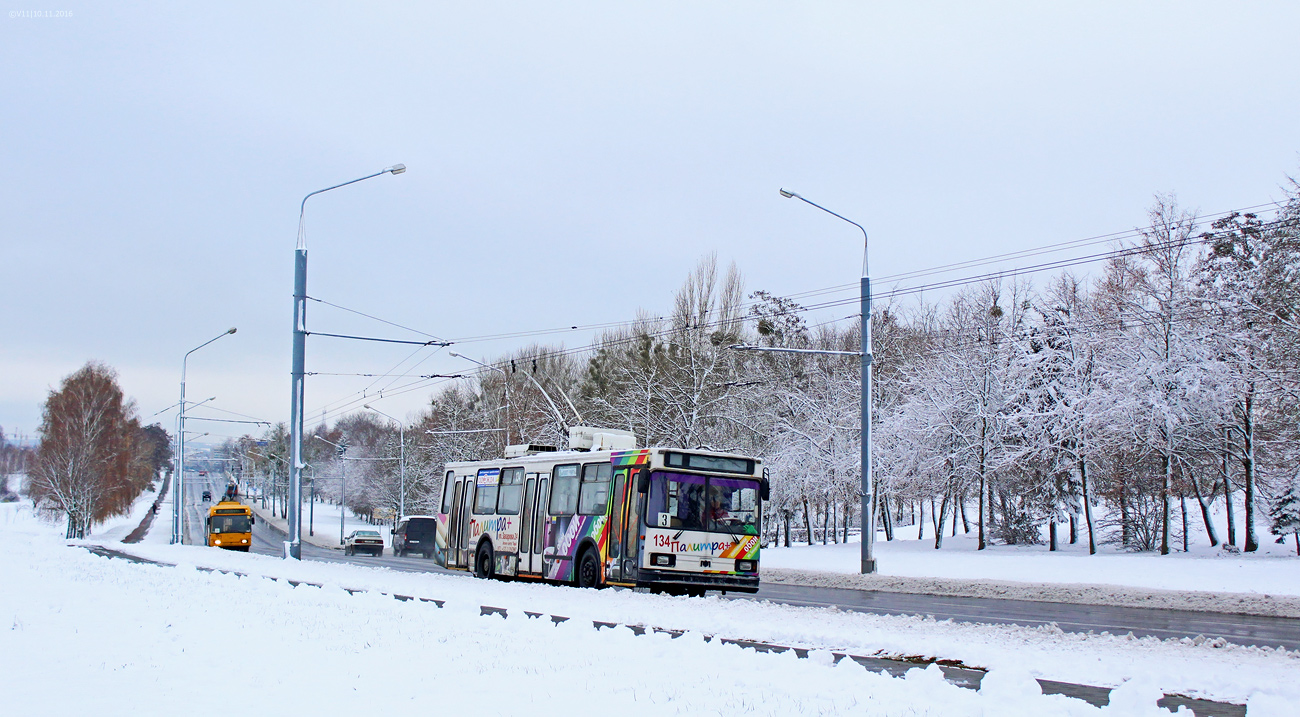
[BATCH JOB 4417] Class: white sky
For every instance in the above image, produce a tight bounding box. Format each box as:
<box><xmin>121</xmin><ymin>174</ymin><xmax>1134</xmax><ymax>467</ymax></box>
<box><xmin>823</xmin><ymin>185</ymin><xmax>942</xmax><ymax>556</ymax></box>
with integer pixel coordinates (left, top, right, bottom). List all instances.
<box><xmin>3</xmin><ymin>2</ymin><xmax>1298</xmax><ymax>442</ymax></box>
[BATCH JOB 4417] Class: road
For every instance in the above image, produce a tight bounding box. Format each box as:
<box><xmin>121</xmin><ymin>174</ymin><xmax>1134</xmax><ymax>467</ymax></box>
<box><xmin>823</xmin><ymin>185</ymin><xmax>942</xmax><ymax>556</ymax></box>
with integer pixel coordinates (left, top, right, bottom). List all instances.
<box><xmin>179</xmin><ymin>471</ymin><xmax>456</xmax><ymax>574</ymax></box>
<box><xmin>741</xmin><ymin>582</ymin><xmax>1300</xmax><ymax>650</ymax></box>
<box><xmin>179</xmin><ymin>472</ymin><xmax>1300</xmax><ymax>652</ymax></box>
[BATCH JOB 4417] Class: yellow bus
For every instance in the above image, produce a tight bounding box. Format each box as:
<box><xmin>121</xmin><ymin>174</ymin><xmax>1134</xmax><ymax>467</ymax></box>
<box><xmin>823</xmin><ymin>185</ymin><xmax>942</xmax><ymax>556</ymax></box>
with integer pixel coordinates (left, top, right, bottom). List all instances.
<box><xmin>207</xmin><ymin>501</ymin><xmax>254</xmax><ymax>551</ymax></box>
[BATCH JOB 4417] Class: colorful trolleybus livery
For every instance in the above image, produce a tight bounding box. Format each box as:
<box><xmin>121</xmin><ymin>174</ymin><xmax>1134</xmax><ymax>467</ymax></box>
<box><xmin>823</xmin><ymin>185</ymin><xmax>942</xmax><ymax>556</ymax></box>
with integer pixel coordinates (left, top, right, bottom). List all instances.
<box><xmin>433</xmin><ymin>428</ymin><xmax>768</xmax><ymax>594</ymax></box>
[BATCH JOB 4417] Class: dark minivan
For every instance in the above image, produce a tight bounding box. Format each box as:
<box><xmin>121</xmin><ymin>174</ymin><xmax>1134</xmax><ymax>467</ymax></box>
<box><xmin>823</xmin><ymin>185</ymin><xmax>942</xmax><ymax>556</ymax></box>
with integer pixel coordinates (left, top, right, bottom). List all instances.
<box><xmin>392</xmin><ymin>516</ymin><xmax>438</xmax><ymax>558</ymax></box>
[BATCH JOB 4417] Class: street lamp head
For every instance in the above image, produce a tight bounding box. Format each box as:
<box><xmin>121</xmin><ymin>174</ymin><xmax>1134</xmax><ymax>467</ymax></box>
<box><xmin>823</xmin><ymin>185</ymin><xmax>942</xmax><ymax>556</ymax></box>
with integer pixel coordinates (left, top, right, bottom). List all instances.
<box><xmin>226</xmin><ymin>327</ymin><xmax>237</xmax><ymax>335</ymax></box>
<box><xmin>448</xmin><ymin>351</ymin><xmax>462</xmax><ymax>359</ymax></box>
<box><xmin>387</xmin><ymin>163</ymin><xmax>407</xmax><ymax>175</ymax></box>
<box><xmin>779</xmin><ymin>188</ymin><xmax>798</xmax><ymax>199</ymax></box>
<box><xmin>363</xmin><ymin>404</ymin><xmax>373</xmax><ymax>410</ymax></box>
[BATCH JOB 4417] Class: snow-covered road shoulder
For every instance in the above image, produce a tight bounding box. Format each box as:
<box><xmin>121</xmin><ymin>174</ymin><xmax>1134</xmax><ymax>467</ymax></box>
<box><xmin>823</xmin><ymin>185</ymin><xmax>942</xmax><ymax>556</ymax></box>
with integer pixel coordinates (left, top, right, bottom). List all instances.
<box><xmin>761</xmin><ymin>534</ymin><xmax>1300</xmax><ymax>617</ymax></box>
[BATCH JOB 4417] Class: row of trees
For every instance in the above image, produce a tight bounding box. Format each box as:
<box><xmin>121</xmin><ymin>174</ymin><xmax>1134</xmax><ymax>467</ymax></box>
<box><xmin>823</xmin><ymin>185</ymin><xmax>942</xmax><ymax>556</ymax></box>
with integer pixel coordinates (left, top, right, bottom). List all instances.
<box><xmin>23</xmin><ymin>363</ymin><xmax>173</xmax><ymax>538</ymax></box>
<box><xmin>1</xmin><ymin>427</ymin><xmax>34</xmax><ymax>502</ymax></box>
<box><xmin>236</xmin><ymin>183</ymin><xmax>1300</xmax><ymax>556</ymax></box>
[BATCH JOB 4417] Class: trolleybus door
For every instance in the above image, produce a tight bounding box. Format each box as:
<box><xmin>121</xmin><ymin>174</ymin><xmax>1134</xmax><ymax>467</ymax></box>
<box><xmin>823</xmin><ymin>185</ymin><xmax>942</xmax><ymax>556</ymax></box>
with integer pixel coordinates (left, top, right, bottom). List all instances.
<box><xmin>458</xmin><ymin>478</ymin><xmax>475</xmax><ymax>567</ymax></box>
<box><xmin>530</xmin><ymin>476</ymin><xmax>549</xmax><ymax>574</ymax></box>
<box><xmin>448</xmin><ymin>479</ymin><xmax>466</xmax><ymax>568</ymax></box>
<box><xmin>624</xmin><ymin>475</ymin><xmax>644</xmax><ymax>580</ymax></box>
<box><xmin>519</xmin><ymin>474</ymin><xmax>538</xmax><ymax>575</ymax></box>
<box><xmin>607</xmin><ymin>469</ymin><xmax>629</xmax><ymax>581</ymax></box>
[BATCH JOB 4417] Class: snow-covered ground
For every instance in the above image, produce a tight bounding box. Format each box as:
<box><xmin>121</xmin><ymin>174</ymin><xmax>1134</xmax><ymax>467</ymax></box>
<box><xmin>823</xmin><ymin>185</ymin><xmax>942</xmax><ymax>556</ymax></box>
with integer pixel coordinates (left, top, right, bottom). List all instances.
<box><xmin>0</xmin><ymin>504</ymin><xmax>1288</xmax><ymax>714</ymax></box>
<box><xmin>92</xmin><ymin>479</ymin><xmax>162</xmax><ymax>543</ymax></box>
<box><xmin>763</xmin><ymin>530</ymin><xmax>1300</xmax><ymax>598</ymax></box>
<box><xmin>0</xmin><ymin>471</ymin><xmax>162</xmax><ymax>542</ymax></box>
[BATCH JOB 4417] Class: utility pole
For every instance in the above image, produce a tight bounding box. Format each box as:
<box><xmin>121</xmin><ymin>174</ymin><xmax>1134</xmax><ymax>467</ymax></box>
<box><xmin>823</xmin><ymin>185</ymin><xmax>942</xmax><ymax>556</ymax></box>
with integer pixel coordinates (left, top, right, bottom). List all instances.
<box><xmin>313</xmin><ymin>434</ymin><xmax>349</xmax><ymax>545</ymax></box>
<box><xmin>288</xmin><ymin>164</ymin><xmax>405</xmax><ymax>559</ymax></box>
<box><xmin>778</xmin><ymin>188</ymin><xmax>876</xmax><ymax>573</ymax></box>
<box><xmin>364</xmin><ymin>405</ymin><xmax>406</xmax><ymax>519</ymax></box>
<box><xmin>175</xmin><ymin>329</ymin><xmax>236</xmax><ymax>545</ymax></box>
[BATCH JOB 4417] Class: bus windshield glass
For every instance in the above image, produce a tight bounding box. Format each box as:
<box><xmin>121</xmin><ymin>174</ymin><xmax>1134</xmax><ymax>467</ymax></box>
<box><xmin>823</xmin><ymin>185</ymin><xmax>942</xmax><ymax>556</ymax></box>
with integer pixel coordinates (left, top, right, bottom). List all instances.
<box><xmin>210</xmin><ymin>515</ymin><xmax>251</xmax><ymax>534</ymax></box>
<box><xmin>646</xmin><ymin>472</ymin><xmax>759</xmax><ymax>535</ymax></box>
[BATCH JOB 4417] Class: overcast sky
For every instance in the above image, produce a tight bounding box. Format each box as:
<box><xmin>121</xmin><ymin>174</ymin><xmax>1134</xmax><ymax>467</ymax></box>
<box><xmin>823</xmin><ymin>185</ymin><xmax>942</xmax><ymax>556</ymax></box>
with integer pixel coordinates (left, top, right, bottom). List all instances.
<box><xmin>3</xmin><ymin>2</ymin><xmax>1298</xmax><ymax>443</ymax></box>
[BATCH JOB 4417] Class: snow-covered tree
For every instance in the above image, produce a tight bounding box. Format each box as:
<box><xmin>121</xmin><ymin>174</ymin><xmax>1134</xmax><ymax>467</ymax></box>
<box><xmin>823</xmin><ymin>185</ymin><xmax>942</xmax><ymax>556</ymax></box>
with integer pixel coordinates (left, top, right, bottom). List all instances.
<box><xmin>1268</xmin><ymin>475</ymin><xmax>1300</xmax><ymax>555</ymax></box>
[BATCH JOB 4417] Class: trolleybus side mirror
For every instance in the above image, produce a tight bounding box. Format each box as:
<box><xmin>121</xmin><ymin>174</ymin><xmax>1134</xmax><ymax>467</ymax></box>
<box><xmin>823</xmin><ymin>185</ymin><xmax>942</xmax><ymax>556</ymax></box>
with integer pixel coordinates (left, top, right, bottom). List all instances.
<box><xmin>760</xmin><ymin>478</ymin><xmax>770</xmax><ymax>501</ymax></box>
<box><xmin>636</xmin><ymin>469</ymin><xmax>650</xmax><ymax>494</ymax></box>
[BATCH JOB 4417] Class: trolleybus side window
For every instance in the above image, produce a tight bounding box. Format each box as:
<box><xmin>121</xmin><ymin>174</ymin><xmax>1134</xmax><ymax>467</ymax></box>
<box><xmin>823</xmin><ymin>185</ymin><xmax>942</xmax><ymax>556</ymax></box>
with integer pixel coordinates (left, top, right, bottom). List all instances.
<box><xmin>473</xmin><ymin>468</ymin><xmax>501</xmax><ymax>515</ymax></box>
<box><xmin>578</xmin><ymin>463</ymin><xmax>612</xmax><ymax>515</ymax></box>
<box><xmin>548</xmin><ymin>464</ymin><xmax>580</xmax><ymax>516</ymax></box>
<box><xmin>497</xmin><ymin>467</ymin><xmax>524</xmax><ymax>515</ymax></box>
<box><xmin>440</xmin><ymin>471</ymin><xmax>455</xmax><ymax>514</ymax></box>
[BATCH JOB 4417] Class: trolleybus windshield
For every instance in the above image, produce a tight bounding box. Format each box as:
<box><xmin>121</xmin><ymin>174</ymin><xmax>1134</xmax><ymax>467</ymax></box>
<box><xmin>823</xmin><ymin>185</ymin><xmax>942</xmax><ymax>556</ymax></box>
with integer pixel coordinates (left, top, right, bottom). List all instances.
<box><xmin>210</xmin><ymin>515</ymin><xmax>251</xmax><ymax>533</ymax></box>
<box><xmin>646</xmin><ymin>472</ymin><xmax>759</xmax><ymax>535</ymax></box>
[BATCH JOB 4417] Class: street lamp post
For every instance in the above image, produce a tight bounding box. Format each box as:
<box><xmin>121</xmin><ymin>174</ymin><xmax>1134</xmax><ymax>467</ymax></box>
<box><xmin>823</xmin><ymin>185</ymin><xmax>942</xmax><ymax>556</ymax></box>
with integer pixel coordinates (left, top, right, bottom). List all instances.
<box><xmin>780</xmin><ymin>189</ymin><xmax>876</xmax><ymax>574</ymax></box>
<box><xmin>248</xmin><ymin>449</ymin><xmax>286</xmax><ymax>516</ymax></box>
<box><xmin>304</xmin><ymin>464</ymin><xmax>316</xmax><ymax>536</ymax></box>
<box><xmin>313</xmin><ymin>435</ymin><xmax>349</xmax><ymax>546</ymax></box>
<box><xmin>364</xmin><ymin>405</ymin><xmax>406</xmax><ymax>519</ymax></box>
<box><xmin>175</xmin><ymin>328</ymin><xmax>236</xmax><ymax>545</ymax></box>
<box><xmin>288</xmin><ymin>164</ymin><xmax>405</xmax><ymax>559</ymax></box>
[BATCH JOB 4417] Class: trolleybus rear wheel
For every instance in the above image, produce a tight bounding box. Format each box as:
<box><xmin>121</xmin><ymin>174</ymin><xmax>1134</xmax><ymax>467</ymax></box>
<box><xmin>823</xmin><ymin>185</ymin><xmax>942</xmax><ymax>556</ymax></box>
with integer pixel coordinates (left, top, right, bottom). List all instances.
<box><xmin>475</xmin><ymin>543</ymin><xmax>494</xmax><ymax>579</ymax></box>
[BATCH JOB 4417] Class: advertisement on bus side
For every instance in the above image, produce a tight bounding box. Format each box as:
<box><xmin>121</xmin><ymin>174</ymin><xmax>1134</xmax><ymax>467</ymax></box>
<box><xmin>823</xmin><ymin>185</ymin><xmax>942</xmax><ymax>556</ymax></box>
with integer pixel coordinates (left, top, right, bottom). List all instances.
<box><xmin>644</xmin><ymin>528</ymin><xmax>759</xmax><ymax>561</ymax></box>
<box><xmin>470</xmin><ymin>515</ymin><xmax>519</xmax><ymax>555</ymax></box>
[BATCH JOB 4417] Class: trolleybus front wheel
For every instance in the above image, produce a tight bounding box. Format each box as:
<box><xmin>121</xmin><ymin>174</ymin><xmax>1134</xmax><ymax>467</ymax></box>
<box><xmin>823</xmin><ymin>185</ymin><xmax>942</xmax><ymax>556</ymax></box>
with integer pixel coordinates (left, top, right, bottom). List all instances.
<box><xmin>576</xmin><ymin>549</ymin><xmax>601</xmax><ymax>589</ymax></box>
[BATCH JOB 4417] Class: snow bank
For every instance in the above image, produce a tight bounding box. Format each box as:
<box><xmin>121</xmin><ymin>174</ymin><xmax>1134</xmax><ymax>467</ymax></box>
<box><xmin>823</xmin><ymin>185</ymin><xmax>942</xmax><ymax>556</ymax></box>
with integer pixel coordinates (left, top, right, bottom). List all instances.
<box><xmin>41</xmin><ymin>515</ymin><xmax>1290</xmax><ymax>709</ymax></box>
<box><xmin>0</xmin><ymin>505</ymin><xmax>1150</xmax><ymax>716</ymax></box>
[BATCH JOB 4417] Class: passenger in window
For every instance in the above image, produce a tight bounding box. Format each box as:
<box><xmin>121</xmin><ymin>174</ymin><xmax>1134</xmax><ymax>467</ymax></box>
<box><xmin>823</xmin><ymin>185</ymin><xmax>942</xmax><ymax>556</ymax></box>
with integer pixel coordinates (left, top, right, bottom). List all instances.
<box><xmin>706</xmin><ymin>487</ymin><xmax>731</xmax><ymax>523</ymax></box>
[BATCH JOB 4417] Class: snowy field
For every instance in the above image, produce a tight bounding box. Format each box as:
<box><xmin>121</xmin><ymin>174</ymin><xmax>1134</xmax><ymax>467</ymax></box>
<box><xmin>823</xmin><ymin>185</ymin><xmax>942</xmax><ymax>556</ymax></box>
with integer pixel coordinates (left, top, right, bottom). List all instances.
<box><xmin>763</xmin><ymin>531</ymin><xmax>1300</xmax><ymax>598</ymax></box>
<box><xmin>2</xmin><ymin>505</ymin><xmax>1296</xmax><ymax>714</ymax></box>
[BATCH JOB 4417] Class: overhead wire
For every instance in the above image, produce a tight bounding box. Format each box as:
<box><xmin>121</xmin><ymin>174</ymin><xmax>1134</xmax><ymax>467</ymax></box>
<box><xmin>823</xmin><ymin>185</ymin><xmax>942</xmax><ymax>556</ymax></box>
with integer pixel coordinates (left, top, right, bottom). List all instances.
<box><xmin>432</xmin><ymin>201</ymin><xmax>1287</xmax><ymax>348</ymax></box>
<box><xmin>302</xmin><ymin>200</ymin><xmax>1292</xmax><ymax>426</ymax></box>
<box><xmin>430</xmin><ymin>210</ymin><xmax>1286</xmax><ymax>375</ymax></box>
<box><xmin>306</xmin><ymin>295</ymin><xmax>447</xmax><ymax>342</ymax></box>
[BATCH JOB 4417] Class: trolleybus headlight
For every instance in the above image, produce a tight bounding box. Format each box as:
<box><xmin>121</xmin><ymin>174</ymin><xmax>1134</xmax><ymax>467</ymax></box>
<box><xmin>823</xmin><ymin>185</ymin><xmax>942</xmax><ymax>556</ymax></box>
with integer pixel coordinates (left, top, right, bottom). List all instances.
<box><xmin>736</xmin><ymin>560</ymin><xmax>756</xmax><ymax>572</ymax></box>
<box><xmin>214</xmin><ymin>540</ymin><xmax>222</xmax><ymax>545</ymax></box>
<box><xmin>651</xmin><ymin>553</ymin><xmax>676</xmax><ymax>568</ymax></box>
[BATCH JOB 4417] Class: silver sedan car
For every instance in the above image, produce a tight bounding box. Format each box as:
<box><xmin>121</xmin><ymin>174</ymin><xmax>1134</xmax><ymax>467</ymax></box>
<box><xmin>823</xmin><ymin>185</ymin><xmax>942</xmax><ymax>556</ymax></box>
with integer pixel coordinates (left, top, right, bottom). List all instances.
<box><xmin>343</xmin><ymin>529</ymin><xmax>385</xmax><ymax>557</ymax></box>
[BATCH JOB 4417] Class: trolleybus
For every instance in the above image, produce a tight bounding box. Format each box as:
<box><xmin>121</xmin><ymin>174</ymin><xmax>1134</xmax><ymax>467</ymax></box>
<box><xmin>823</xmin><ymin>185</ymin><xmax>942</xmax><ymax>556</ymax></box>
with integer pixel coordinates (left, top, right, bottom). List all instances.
<box><xmin>206</xmin><ymin>500</ymin><xmax>254</xmax><ymax>551</ymax></box>
<box><xmin>434</xmin><ymin>427</ymin><xmax>767</xmax><ymax>594</ymax></box>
